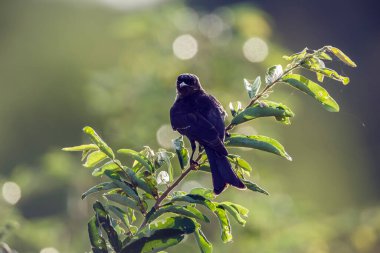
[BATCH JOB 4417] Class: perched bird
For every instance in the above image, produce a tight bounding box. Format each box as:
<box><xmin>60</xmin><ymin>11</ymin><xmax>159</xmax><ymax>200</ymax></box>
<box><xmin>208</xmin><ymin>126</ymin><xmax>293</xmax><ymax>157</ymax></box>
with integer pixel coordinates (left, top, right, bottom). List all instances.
<box><xmin>170</xmin><ymin>73</ymin><xmax>245</xmax><ymax>194</ymax></box>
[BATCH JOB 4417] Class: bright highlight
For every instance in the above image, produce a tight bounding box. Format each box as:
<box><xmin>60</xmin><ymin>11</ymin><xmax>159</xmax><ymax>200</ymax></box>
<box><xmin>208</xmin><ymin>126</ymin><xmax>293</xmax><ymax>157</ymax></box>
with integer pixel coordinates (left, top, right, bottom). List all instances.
<box><xmin>40</xmin><ymin>247</ymin><xmax>60</xmax><ymax>253</ymax></box>
<box><xmin>156</xmin><ymin>124</ymin><xmax>180</xmax><ymax>149</ymax></box>
<box><xmin>243</xmin><ymin>37</ymin><xmax>268</xmax><ymax>62</ymax></box>
<box><xmin>172</xmin><ymin>34</ymin><xmax>198</xmax><ymax>60</ymax></box>
<box><xmin>2</xmin><ymin>181</ymin><xmax>21</xmax><ymax>205</ymax></box>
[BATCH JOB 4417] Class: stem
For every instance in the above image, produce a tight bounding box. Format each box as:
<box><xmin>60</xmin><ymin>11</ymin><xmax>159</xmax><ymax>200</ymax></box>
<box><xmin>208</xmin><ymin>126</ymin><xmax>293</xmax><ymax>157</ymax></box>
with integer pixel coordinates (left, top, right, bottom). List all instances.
<box><xmin>138</xmin><ymin>153</ymin><xmax>203</xmax><ymax>230</ymax></box>
<box><xmin>153</xmin><ymin>165</ymin><xmax>194</xmax><ymax>210</ymax></box>
<box><xmin>225</xmin><ymin>52</ymin><xmax>318</xmax><ymax>132</ymax></box>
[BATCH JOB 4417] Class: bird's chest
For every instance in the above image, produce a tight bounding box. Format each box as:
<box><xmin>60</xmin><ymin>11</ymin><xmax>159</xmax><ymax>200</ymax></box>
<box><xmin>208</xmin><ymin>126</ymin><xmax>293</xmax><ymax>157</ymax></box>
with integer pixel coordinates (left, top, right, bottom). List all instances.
<box><xmin>181</xmin><ymin>97</ymin><xmax>212</xmax><ymax>116</ymax></box>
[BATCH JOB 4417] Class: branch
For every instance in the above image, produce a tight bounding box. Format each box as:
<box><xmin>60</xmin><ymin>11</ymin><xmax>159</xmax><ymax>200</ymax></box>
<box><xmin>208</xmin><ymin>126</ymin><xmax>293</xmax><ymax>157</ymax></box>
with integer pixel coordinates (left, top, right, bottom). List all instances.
<box><xmin>138</xmin><ymin>153</ymin><xmax>203</xmax><ymax>230</ymax></box>
<box><xmin>138</xmin><ymin>46</ymin><xmax>329</xmax><ymax>232</ymax></box>
<box><xmin>225</xmin><ymin>47</ymin><xmax>325</xmax><ymax>132</ymax></box>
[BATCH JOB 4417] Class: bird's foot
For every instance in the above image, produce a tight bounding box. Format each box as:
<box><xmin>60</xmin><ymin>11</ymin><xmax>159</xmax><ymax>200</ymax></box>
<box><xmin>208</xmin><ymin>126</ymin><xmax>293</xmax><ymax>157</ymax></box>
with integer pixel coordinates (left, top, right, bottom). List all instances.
<box><xmin>190</xmin><ymin>160</ymin><xmax>199</xmax><ymax>167</ymax></box>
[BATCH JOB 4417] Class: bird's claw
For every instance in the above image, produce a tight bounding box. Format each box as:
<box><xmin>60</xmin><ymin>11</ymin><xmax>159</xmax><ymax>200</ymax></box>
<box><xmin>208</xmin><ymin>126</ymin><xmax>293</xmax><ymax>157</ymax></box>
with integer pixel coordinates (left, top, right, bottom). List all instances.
<box><xmin>190</xmin><ymin>160</ymin><xmax>199</xmax><ymax>167</ymax></box>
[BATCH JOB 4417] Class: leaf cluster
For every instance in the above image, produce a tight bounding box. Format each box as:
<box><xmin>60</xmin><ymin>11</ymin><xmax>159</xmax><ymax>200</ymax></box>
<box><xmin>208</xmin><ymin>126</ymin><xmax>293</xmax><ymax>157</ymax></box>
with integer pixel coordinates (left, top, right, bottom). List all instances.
<box><xmin>63</xmin><ymin>45</ymin><xmax>355</xmax><ymax>253</ymax></box>
<box><xmin>63</xmin><ymin>127</ymin><xmax>266</xmax><ymax>253</ymax></box>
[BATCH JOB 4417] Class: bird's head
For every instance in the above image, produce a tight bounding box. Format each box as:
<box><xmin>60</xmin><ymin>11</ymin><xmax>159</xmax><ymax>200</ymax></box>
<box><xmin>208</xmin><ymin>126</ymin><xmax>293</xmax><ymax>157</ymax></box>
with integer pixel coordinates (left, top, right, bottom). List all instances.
<box><xmin>176</xmin><ymin>73</ymin><xmax>203</xmax><ymax>96</ymax></box>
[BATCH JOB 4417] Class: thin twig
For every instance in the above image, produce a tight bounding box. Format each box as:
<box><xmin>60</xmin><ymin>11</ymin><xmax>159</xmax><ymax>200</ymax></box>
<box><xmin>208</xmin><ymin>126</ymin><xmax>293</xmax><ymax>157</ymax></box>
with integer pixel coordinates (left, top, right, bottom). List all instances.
<box><xmin>138</xmin><ymin>153</ymin><xmax>203</xmax><ymax>230</ymax></box>
<box><xmin>225</xmin><ymin>50</ymin><xmax>321</xmax><ymax>132</ymax></box>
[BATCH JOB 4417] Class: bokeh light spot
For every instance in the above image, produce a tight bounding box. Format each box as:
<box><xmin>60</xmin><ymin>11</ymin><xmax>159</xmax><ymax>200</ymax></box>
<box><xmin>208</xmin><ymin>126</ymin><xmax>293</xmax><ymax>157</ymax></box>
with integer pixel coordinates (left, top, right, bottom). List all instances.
<box><xmin>2</xmin><ymin>181</ymin><xmax>21</xmax><ymax>205</ymax></box>
<box><xmin>156</xmin><ymin>124</ymin><xmax>180</xmax><ymax>149</ymax></box>
<box><xmin>243</xmin><ymin>37</ymin><xmax>268</xmax><ymax>62</ymax></box>
<box><xmin>351</xmin><ymin>225</ymin><xmax>377</xmax><ymax>252</ymax></box>
<box><xmin>95</xmin><ymin>0</ymin><xmax>163</xmax><ymax>10</ymax></box>
<box><xmin>172</xmin><ymin>34</ymin><xmax>198</xmax><ymax>60</ymax></box>
<box><xmin>198</xmin><ymin>14</ymin><xmax>225</xmax><ymax>39</ymax></box>
<box><xmin>40</xmin><ymin>247</ymin><xmax>60</xmax><ymax>253</ymax></box>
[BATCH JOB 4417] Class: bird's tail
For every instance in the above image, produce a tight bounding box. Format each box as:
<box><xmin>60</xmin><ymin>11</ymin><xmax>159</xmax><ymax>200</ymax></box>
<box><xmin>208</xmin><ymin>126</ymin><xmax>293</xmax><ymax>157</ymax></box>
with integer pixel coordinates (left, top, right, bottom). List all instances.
<box><xmin>204</xmin><ymin>147</ymin><xmax>246</xmax><ymax>194</ymax></box>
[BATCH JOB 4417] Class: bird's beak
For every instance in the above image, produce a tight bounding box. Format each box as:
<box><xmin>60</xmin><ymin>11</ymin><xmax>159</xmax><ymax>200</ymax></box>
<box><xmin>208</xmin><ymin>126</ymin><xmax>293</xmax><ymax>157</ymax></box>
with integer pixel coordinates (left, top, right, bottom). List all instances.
<box><xmin>179</xmin><ymin>82</ymin><xmax>188</xmax><ymax>88</ymax></box>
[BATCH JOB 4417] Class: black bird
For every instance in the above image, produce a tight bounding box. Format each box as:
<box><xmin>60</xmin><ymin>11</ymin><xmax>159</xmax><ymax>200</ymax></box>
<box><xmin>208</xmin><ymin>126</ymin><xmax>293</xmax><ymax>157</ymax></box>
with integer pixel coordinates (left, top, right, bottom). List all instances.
<box><xmin>170</xmin><ymin>73</ymin><xmax>246</xmax><ymax>194</ymax></box>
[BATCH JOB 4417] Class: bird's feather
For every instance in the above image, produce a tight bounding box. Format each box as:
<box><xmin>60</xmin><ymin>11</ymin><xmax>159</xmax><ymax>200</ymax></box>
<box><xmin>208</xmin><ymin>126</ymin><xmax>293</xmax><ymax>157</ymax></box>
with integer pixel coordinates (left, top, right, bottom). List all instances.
<box><xmin>170</xmin><ymin>73</ymin><xmax>245</xmax><ymax>194</ymax></box>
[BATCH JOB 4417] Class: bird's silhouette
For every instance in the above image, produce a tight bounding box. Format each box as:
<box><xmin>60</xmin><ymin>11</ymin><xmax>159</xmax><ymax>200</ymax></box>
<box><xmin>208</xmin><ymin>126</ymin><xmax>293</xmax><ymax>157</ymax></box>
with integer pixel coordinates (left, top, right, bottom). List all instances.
<box><xmin>170</xmin><ymin>73</ymin><xmax>245</xmax><ymax>194</ymax></box>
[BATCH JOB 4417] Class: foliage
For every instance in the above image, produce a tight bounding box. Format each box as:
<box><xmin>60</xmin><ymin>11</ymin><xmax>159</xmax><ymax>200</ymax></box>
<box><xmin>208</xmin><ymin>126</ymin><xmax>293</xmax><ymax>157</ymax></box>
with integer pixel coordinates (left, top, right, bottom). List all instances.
<box><xmin>63</xmin><ymin>46</ymin><xmax>356</xmax><ymax>252</ymax></box>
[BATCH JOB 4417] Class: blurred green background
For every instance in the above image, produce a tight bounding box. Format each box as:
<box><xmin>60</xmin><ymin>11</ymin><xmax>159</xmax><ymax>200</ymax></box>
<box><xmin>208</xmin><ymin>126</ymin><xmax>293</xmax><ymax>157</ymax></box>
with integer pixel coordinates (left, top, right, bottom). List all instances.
<box><xmin>1</xmin><ymin>0</ymin><xmax>379</xmax><ymax>252</ymax></box>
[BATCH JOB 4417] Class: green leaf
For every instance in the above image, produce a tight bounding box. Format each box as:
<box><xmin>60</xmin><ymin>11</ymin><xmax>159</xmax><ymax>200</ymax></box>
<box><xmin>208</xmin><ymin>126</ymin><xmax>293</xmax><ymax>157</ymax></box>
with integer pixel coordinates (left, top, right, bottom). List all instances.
<box><xmin>214</xmin><ymin>207</ymin><xmax>232</xmax><ymax>243</ymax></box>
<box><xmin>283</xmin><ymin>48</ymin><xmax>307</xmax><ymax>61</ymax></box>
<box><xmin>122</xmin><ymin>231</ymin><xmax>184</xmax><ymax>253</ymax></box>
<box><xmin>88</xmin><ymin>216</ymin><xmax>108</xmax><ymax>253</ymax></box>
<box><xmin>218</xmin><ymin>202</ymin><xmax>248</xmax><ymax>226</ymax></box>
<box><xmin>302</xmin><ymin>58</ymin><xmax>350</xmax><ymax>84</ymax></box>
<box><xmin>83</xmin><ymin>126</ymin><xmax>115</xmax><ymax>159</ymax></box>
<box><xmin>312</xmin><ymin>67</ymin><xmax>350</xmax><ymax>85</ymax></box>
<box><xmin>225</xmin><ymin>134</ymin><xmax>292</xmax><ymax>161</ymax></box>
<box><xmin>301</xmin><ymin>56</ymin><xmax>326</xmax><ymax>82</ymax></box>
<box><xmin>252</xmin><ymin>76</ymin><xmax>261</xmax><ymax>96</ymax></box>
<box><xmin>243</xmin><ymin>180</ymin><xmax>269</xmax><ymax>195</ymax></box>
<box><xmin>198</xmin><ymin>163</ymin><xmax>211</xmax><ymax>173</ymax></box>
<box><xmin>172</xmin><ymin>136</ymin><xmax>189</xmax><ymax>170</ymax></box>
<box><xmin>128</xmin><ymin>208</ymin><xmax>137</xmax><ymax>223</ymax></box>
<box><xmin>155</xmin><ymin>149</ymin><xmax>175</xmax><ymax>182</ymax></box>
<box><xmin>83</xmin><ymin>150</ymin><xmax>108</xmax><ymax>168</ymax></box>
<box><xmin>219</xmin><ymin>201</ymin><xmax>249</xmax><ymax>217</ymax></box>
<box><xmin>194</xmin><ymin>228</ymin><xmax>213</xmax><ymax>253</ymax></box>
<box><xmin>265</xmin><ymin>65</ymin><xmax>283</xmax><ymax>84</ymax></box>
<box><xmin>62</xmin><ymin>144</ymin><xmax>98</xmax><ymax>152</ymax></box>
<box><xmin>112</xmin><ymin>180</ymin><xmax>140</xmax><ymax>202</ymax></box>
<box><xmin>171</xmin><ymin>191</ymin><xmax>187</xmax><ymax>198</ymax></box>
<box><xmin>317</xmin><ymin>72</ymin><xmax>325</xmax><ymax>83</ymax></box>
<box><xmin>190</xmin><ymin>188</ymin><xmax>215</xmax><ymax>200</ymax></box>
<box><xmin>123</xmin><ymin>167</ymin><xmax>157</xmax><ymax>197</ymax></box>
<box><xmin>110</xmin><ymin>217</ymin><xmax>125</xmax><ymax>236</ymax></box>
<box><xmin>138</xmin><ymin>216</ymin><xmax>197</xmax><ymax>239</ymax></box>
<box><xmin>81</xmin><ymin>182</ymin><xmax>118</xmax><ymax>200</ymax></box>
<box><xmin>282</xmin><ymin>74</ymin><xmax>340</xmax><ymax>112</ymax></box>
<box><xmin>93</xmin><ymin>201</ymin><xmax>122</xmax><ymax>252</ymax></box>
<box><xmin>82</xmin><ymin>149</ymin><xmax>93</xmax><ymax>162</ymax></box>
<box><xmin>104</xmin><ymin>170</ymin><xmax>121</xmax><ymax>181</ymax></box>
<box><xmin>149</xmin><ymin>216</ymin><xmax>196</xmax><ymax>234</ymax></box>
<box><xmin>244</xmin><ymin>76</ymin><xmax>261</xmax><ymax>99</ymax></box>
<box><xmin>155</xmin><ymin>149</ymin><xmax>175</xmax><ymax>169</ymax></box>
<box><xmin>227</xmin><ymin>154</ymin><xmax>253</xmax><ymax>172</ymax></box>
<box><xmin>302</xmin><ymin>56</ymin><xmax>325</xmax><ymax>69</ymax></box>
<box><xmin>143</xmin><ymin>172</ymin><xmax>159</xmax><ymax>197</ymax></box>
<box><xmin>107</xmin><ymin>205</ymin><xmax>131</xmax><ymax>228</ymax></box>
<box><xmin>198</xmin><ymin>153</ymin><xmax>208</xmax><ymax>164</ymax></box>
<box><xmin>92</xmin><ymin>161</ymin><xmax>121</xmax><ymax>177</ymax></box>
<box><xmin>231</xmin><ymin>100</ymin><xmax>294</xmax><ymax>125</ymax></box>
<box><xmin>327</xmin><ymin>46</ymin><xmax>357</xmax><ymax>67</ymax></box>
<box><xmin>132</xmin><ymin>147</ymin><xmax>155</xmax><ymax>172</ymax></box>
<box><xmin>317</xmin><ymin>51</ymin><xmax>332</xmax><ymax>61</ymax></box>
<box><xmin>146</xmin><ymin>204</ymin><xmax>210</xmax><ymax>223</ymax></box>
<box><xmin>118</xmin><ymin>149</ymin><xmax>155</xmax><ymax>173</ymax></box>
<box><xmin>170</xmin><ymin>194</ymin><xmax>216</xmax><ymax>211</ymax></box>
<box><xmin>229</xmin><ymin>101</ymin><xmax>242</xmax><ymax>117</ymax></box>
<box><xmin>123</xmin><ymin>217</ymin><xmax>196</xmax><ymax>253</ymax></box>
<box><xmin>156</xmin><ymin>171</ymin><xmax>170</xmax><ymax>185</ymax></box>
<box><xmin>104</xmin><ymin>193</ymin><xmax>143</xmax><ymax>213</ymax></box>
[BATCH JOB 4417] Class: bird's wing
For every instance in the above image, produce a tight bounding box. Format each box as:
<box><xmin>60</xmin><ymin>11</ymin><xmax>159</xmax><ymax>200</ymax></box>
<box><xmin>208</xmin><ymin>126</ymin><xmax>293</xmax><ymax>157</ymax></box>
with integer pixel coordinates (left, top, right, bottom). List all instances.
<box><xmin>194</xmin><ymin>94</ymin><xmax>227</xmax><ymax>140</ymax></box>
<box><xmin>208</xmin><ymin>95</ymin><xmax>227</xmax><ymax>118</ymax></box>
<box><xmin>170</xmin><ymin>111</ymin><xmax>228</xmax><ymax>156</ymax></box>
